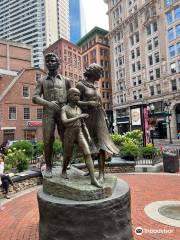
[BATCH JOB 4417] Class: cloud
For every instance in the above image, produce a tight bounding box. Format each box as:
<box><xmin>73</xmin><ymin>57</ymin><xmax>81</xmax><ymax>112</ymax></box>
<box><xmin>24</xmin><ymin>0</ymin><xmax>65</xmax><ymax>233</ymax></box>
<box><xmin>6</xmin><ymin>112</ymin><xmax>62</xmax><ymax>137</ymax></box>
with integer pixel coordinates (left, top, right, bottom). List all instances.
<box><xmin>81</xmin><ymin>0</ymin><xmax>109</xmax><ymax>35</ymax></box>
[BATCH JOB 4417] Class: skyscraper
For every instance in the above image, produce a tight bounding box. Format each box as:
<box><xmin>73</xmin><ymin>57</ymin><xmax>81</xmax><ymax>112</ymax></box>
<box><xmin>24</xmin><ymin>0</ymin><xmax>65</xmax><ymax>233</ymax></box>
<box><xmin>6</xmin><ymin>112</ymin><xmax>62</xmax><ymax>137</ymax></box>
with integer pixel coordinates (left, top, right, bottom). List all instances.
<box><xmin>0</xmin><ymin>0</ymin><xmax>70</xmax><ymax>68</ymax></box>
<box><xmin>69</xmin><ymin>0</ymin><xmax>86</xmax><ymax>43</ymax></box>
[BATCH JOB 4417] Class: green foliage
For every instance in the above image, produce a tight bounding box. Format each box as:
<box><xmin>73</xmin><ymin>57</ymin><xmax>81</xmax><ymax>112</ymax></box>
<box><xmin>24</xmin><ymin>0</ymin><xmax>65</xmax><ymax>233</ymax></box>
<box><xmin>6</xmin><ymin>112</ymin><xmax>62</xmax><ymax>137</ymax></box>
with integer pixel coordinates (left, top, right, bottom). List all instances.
<box><xmin>124</xmin><ymin>130</ymin><xmax>143</xmax><ymax>145</ymax></box>
<box><xmin>33</xmin><ymin>141</ymin><xmax>44</xmax><ymax>157</ymax></box>
<box><xmin>140</xmin><ymin>144</ymin><xmax>159</xmax><ymax>159</ymax></box>
<box><xmin>111</xmin><ymin>133</ymin><xmax>127</xmax><ymax>147</ymax></box>
<box><xmin>9</xmin><ymin>140</ymin><xmax>33</xmax><ymax>157</ymax></box>
<box><xmin>111</xmin><ymin>130</ymin><xmax>143</xmax><ymax>148</ymax></box>
<box><xmin>121</xmin><ymin>140</ymin><xmax>140</xmax><ymax>159</ymax></box>
<box><xmin>33</xmin><ymin>139</ymin><xmax>63</xmax><ymax>158</ymax></box>
<box><xmin>16</xmin><ymin>151</ymin><xmax>29</xmax><ymax>172</ymax></box>
<box><xmin>5</xmin><ymin>148</ymin><xmax>29</xmax><ymax>172</ymax></box>
<box><xmin>53</xmin><ymin>139</ymin><xmax>63</xmax><ymax>157</ymax></box>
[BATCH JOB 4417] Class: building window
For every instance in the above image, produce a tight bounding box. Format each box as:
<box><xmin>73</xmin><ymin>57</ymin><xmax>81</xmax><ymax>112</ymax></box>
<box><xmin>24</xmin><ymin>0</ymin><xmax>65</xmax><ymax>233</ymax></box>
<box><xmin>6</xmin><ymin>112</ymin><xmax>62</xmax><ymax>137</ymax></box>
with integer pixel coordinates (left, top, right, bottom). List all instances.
<box><xmin>153</xmin><ymin>22</ymin><xmax>158</xmax><ymax>32</ymax></box>
<box><xmin>170</xmin><ymin>62</ymin><xmax>176</xmax><ymax>73</ymax></box>
<box><xmin>24</xmin><ymin>108</ymin><xmax>30</xmax><ymax>120</ymax></box>
<box><xmin>178</xmin><ymin>60</ymin><xmax>180</xmax><ymax>72</ymax></box>
<box><xmin>137</xmin><ymin>61</ymin><xmax>141</xmax><ymax>70</ymax></box>
<box><xmin>171</xmin><ymin>79</ymin><xmax>177</xmax><ymax>91</ymax></box>
<box><xmin>147</xmin><ymin>40</ymin><xmax>152</xmax><ymax>50</ymax></box>
<box><xmin>106</xmin><ymin>82</ymin><xmax>110</xmax><ymax>88</ymax></box>
<box><xmin>153</xmin><ymin>37</ymin><xmax>159</xmax><ymax>48</ymax></box>
<box><xmin>131</xmin><ymin>50</ymin><xmax>135</xmax><ymax>59</ymax></box>
<box><xmin>23</xmin><ymin>86</ymin><xmax>29</xmax><ymax>98</ymax></box>
<box><xmin>174</xmin><ymin>7</ymin><xmax>180</xmax><ymax>19</ymax></box>
<box><xmin>133</xmin><ymin>91</ymin><xmax>137</xmax><ymax>100</ymax></box>
<box><xmin>149</xmin><ymin>55</ymin><xmax>153</xmax><ymax>65</ymax></box>
<box><xmin>138</xmin><ymin>90</ymin><xmax>142</xmax><ymax>99</ymax></box>
<box><xmin>130</xmin><ymin>36</ymin><xmax>134</xmax><ymax>46</ymax></box>
<box><xmin>150</xmin><ymin>86</ymin><xmax>155</xmax><ymax>96</ymax></box>
<box><xmin>132</xmin><ymin>63</ymin><xmax>136</xmax><ymax>72</ymax></box>
<box><xmin>135</xmin><ymin>32</ymin><xmax>139</xmax><ymax>43</ymax></box>
<box><xmin>156</xmin><ymin>68</ymin><xmax>161</xmax><ymax>79</ymax></box>
<box><xmin>176</xmin><ymin>25</ymin><xmax>180</xmax><ymax>37</ymax></box>
<box><xmin>166</xmin><ymin>11</ymin><xmax>173</xmax><ymax>24</ymax></box>
<box><xmin>168</xmin><ymin>28</ymin><xmax>174</xmax><ymax>41</ymax></box>
<box><xmin>156</xmin><ymin>84</ymin><xmax>161</xmax><ymax>95</ymax></box>
<box><xmin>133</xmin><ymin>77</ymin><xmax>137</xmax><ymax>86</ymax></box>
<box><xmin>164</xmin><ymin>0</ymin><xmax>172</xmax><ymax>7</ymax></box>
<box><xmin>169</xmin><ymin>45</ymin><xmax>175</xmax><ymax>57</ymax></box>
<box><xmin>9</xmin><ymin>107</ymin><xmax>16</xmax><ymax>120</ymax></box>
<box><xmin>177</xmin><ymin>42</ymin><xmax>180</xmax><ymax>55</ymax></box>
<box><xmin>149</xmin><ymin>70</ymin><xmax>154</xmax><ymax>80</ymax></box>
<box><xmin>24</xmin><ymin>130</ymin><xmax>36</xmax><ymax>141</ymax></box>
<box><xmin>138</xmin><ymin>75</ymin><xmax>142</xmax><ymax>84</ymax></box>
<box><xmin>146</xmin><ymin>25</ymin><xmax>151</xmax><ymax>35</ymax></box>
<box><xmin>136</xmin><ymin>47</ymin><xmax>140</xmax><ymax>57</ymax></box>
<box><xmin>37</xmin><ymin>108</ymin><xmax>43</xmax><ymax>120</ymax></box>
<box><xmin>154</xmin><ymin>52</ymin><xmax>159</xmax><ymax>63</ymax></box>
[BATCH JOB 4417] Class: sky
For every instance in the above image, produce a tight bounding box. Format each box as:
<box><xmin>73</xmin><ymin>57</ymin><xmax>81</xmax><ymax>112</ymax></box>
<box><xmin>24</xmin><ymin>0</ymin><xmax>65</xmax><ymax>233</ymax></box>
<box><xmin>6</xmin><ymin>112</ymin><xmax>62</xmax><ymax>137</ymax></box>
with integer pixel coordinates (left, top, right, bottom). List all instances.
<box><xmin>81</xmin><ymin>0</ymin><xmax>109</xmax><ymax>35</ymax></box>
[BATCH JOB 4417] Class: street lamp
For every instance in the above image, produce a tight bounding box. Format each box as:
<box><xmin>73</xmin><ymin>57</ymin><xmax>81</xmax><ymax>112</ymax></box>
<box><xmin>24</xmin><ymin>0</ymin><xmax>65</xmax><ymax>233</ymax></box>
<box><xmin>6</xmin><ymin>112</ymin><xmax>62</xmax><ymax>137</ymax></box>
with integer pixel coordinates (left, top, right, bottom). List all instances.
<box><xmin>164</xmin><ymin>101</ymin><xmax>173</xmax><ymax>144</ymax></box>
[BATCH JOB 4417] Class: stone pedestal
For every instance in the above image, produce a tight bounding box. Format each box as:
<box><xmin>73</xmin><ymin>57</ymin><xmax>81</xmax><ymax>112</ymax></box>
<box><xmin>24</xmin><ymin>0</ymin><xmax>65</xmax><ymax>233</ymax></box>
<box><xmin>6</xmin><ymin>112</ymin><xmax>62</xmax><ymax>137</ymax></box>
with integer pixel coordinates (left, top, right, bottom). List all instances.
<box><xmin>38</xmin><ymin>177</ymin><xmax>133</xmax><ymax>240</ymax></box>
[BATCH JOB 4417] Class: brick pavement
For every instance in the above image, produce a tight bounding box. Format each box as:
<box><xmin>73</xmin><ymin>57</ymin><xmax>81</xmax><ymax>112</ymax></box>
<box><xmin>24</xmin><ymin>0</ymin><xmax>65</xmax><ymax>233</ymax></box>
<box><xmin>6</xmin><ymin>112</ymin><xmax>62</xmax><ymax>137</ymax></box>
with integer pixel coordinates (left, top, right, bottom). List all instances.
<box><xmin>0</xmin><ymin>173</ymin><xmax>180</xmax><ymax>240</ymax></box>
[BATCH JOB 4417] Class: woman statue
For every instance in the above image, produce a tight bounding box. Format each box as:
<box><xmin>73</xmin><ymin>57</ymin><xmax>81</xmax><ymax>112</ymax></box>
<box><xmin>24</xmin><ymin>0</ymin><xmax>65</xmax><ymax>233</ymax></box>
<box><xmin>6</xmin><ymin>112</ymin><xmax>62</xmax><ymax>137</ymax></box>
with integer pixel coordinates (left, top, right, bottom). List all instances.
<box><xmin>76</xmin><ymin>63</ymin><xmax>119</xmax><ymax>181</ymax></box>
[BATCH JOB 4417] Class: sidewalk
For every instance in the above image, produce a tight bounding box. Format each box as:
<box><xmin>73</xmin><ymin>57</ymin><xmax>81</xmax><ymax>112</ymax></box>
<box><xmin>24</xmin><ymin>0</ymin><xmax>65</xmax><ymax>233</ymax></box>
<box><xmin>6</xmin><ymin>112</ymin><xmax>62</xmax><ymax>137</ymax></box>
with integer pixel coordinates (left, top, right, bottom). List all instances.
<box><xmin>0</xmin><ymin>173</ymin><xmax>180</xmax><ymax>240</ymax></box>
<box><xmin>154</xmin><ymin>139</ymin><xmax>180</xmax><ymax>149</ymax></box>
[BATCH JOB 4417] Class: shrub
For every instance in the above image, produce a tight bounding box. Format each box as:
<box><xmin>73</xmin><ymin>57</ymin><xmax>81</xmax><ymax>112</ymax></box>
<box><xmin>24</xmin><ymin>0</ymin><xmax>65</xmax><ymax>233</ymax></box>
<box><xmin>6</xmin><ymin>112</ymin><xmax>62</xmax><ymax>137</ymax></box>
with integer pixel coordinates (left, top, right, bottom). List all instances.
<box><xmin>9</xmin><ymin>140</ymin><xmax>33</xmax><ymax>158</ymax></box>
<box><xmin>111</xmin><ymin>130</ymin><xmax>143</xmax><ymax>148</ymax></box>
<box><xmin>111</xmin><ymin>133</ymin><xmax>126</xmax><ymax>147</ymax></box>
<box><xmin>53</xmin><ymin>139</ymin><xmax>63</xmax><ymax>157</ymax></box>
<box><xmin>140</xmin><ymin>144</ymin><xmax>159</xmax><ymax>159</ymax></box>
<box><xmin>16</xmin><ymin>150</ymin><xmax>29</xmax><ymax>172</ymax></box>
<box><xmin>121</xmin><ymin>140</ymin><xmax>140</xmax><ymax>159</ymax></box>
<box><xmin>33</xmin><ymin>141</ymin><xmax>44</xmax><ymax>157</ymax></box>
<box><xmin>124</xmin><ymin>130</ymin><xmax>143</xmax><ymax>146</ymax></box>
<box><xmin>33</xmin><ymin>139</ymin><xmax>63</xmax><ymax>158</ymax></box>
<box><xmin>5</xmin><ymin>148</ymin><xmax>29</xmax><ymax>172</ymax></box>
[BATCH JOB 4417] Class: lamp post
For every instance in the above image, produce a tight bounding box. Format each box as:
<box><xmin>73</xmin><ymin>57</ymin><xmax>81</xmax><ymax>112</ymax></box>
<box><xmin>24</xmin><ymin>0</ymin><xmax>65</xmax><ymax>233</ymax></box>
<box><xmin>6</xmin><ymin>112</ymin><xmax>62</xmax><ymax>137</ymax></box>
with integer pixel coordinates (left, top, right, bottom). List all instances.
<box><xmin>147</xmin><ymin>103</ymin><xmax>156</xmax><ymax>146</ymax></box>
<box><xmin>164</xmin><ymin>101</ymin><xmax>173</xmax><ymax>144</ymax></box>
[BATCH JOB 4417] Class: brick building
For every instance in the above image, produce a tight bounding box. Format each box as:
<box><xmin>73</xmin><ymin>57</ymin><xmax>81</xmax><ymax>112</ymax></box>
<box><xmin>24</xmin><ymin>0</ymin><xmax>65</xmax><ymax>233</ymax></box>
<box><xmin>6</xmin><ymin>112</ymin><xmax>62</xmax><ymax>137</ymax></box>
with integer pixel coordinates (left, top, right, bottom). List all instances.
<box><xmin>77</xmin><ymin>27</ymin><xmax>113</xmax><ymax>128</ymax></box>
<box><xmin>0</xmin><ymin>39</ymin><xmax>32</xmax><ymax>76</ymax></box>
<box><xmin>0</xmin><ymin>68</ymin><xmax>45</xmax><ymax>143</ymax></box>
<box><xmin>44</xmin><ymin>38</ymin><xmax>83</xmax><ymax>86</ymax></box>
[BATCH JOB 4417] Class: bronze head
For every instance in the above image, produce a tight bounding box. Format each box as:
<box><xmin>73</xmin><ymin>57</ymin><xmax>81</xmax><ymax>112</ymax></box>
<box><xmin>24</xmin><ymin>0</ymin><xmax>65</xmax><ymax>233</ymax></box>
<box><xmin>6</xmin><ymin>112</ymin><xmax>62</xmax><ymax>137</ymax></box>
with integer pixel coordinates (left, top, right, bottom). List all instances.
<box><xmin>83</xmin><ymin>63</ymin><xmax>103</xmax><ymax>82</ymax></box>
<box><xmin>67</xmin><ymin>88</ymin><xmax>80</xmax><ymax>103</ymax></box>
<box><xmin>45</xmin><ymin>53</ymin><xmax>59</xmax><ymax>71</ymax></box>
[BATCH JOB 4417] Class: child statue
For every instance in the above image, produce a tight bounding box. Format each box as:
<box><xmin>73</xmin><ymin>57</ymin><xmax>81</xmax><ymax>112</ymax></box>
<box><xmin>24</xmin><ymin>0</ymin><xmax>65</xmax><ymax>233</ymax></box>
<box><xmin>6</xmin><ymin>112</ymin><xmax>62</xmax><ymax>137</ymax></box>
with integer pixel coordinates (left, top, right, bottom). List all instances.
<box><xmin>61</xmin><ymin>88</ymin><xmax>101</xmax><ymax>188</ymax></box>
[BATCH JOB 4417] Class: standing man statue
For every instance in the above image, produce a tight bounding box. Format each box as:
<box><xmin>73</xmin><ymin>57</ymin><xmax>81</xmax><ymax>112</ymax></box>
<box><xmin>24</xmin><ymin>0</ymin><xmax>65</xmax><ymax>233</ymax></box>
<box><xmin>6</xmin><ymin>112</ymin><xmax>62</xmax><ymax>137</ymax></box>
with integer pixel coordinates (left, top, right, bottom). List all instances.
<box><xmin>32</xmin><ymin>53</ymin><xmax>71</xmax><ymax>178</ymax></box>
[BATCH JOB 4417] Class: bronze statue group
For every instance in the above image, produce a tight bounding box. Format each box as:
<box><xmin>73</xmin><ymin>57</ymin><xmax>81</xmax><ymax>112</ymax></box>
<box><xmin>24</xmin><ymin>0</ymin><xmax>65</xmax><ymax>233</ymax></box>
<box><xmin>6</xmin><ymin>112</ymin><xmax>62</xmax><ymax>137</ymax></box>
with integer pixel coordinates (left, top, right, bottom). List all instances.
<box><xmin>33</xmin><ymin>53</ymin><xmax>119</xmax><ymax>188</ymax></box>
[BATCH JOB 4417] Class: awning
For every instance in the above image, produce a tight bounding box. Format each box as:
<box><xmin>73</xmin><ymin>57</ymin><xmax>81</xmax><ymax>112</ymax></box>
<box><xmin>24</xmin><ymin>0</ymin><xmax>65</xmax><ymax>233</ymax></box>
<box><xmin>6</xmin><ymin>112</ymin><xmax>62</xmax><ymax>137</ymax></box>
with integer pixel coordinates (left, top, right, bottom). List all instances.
<box><xmin>27</xmin><ymin>121</ymin><xmax>42</xmax><ymax>127</ymax></box>
<box><xmin>117</xmin><ymin>121</ymin><xmax>129</xmax><ymax>124</ymax></box>
<box><xmin>1</xmin><ymin>127</ymin><xmax>16</xmax><ymax>130</ymax></box>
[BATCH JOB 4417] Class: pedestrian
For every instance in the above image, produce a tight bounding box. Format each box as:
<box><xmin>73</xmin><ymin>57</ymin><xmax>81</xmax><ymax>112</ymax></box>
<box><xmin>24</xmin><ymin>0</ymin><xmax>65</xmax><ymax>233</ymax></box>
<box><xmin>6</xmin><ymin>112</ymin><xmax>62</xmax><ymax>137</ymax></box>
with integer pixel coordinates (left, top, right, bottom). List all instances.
<box><xmin>0</xmin><ymin>154</ymin><xmax>15</xmax><ymax>199</ymax></box>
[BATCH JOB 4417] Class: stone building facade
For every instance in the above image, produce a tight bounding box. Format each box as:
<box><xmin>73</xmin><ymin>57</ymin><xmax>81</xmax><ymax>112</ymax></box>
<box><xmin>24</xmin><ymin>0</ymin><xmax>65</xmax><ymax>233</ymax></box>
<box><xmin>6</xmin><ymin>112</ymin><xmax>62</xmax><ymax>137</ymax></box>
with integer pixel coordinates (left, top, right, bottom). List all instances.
<box><xmin>0</xmin><ymin>68</ymin><xmax>45</xmax><ymax>143</ymax></box>
<box><xmin>105</xmin><ymin>0</ymin><xmax>180</xmax><ymax>139</ymax></box>
<box><xmin>44</xmin><ymin>38</ymin><xmax>83</xmax><ymax>86</ymax></box>
<box><xmin>77</xmin><ymin>27</ymin><xmax>113</xmax><ymax>128</ymax></box>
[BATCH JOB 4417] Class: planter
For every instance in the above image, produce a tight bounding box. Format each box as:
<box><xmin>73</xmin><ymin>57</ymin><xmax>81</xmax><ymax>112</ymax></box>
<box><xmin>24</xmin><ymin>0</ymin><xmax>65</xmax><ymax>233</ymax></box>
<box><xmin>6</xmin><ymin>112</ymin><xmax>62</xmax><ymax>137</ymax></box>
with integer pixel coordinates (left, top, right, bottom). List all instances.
<box><xmin>122</xmin><ymin>156</ymin><xmax>135</xmax><ymax>161</ymax></box>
